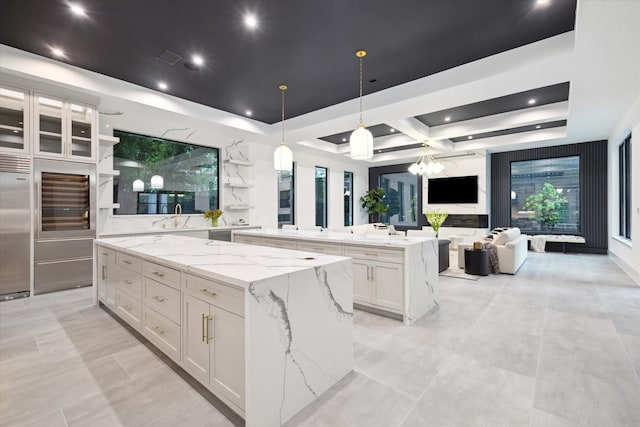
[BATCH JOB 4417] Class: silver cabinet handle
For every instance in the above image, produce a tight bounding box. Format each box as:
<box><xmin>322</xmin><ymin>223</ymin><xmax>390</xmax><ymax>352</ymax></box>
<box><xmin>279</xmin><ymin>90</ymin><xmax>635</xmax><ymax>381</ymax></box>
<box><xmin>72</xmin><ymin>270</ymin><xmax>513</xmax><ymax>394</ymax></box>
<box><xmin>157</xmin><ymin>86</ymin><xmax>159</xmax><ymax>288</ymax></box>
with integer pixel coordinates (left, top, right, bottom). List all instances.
<box><xmin>101</xmin><ymin>265</ymin><xmax>107</xmax><ymax>280</ymax></box>
<box><xmin>123</xmin><ymin>304</ymin><xmax>132</xmax><ymax>311</ymax></box>
<box><xmin>152</xmin><ymin>271</ymin><xmax>165</xmax><ymax>278</ymax></box>
<box><xmin>202</xmin><ymin>313</ymin><xmax>206</xmax><ymax>342</ymax></box>
<box><xmin>371</xmin><ymin>265</ymin><xmax>374</xmax><ymax>281</ymax></box>
<box><xmin>152</xmin><ymin>326</ymin><xmax>165</xmax><ymax>335</ymax></box>
<box><xmin>123</xmin><ymin>260</ymin><xmax>132</xmax><ymax>265</ymax></box>
<box><xmin>199</xmin><ymin>288</ymin><xmax>217</xmax><ymax>297</ymax></box>
<box><xmin>366</xmin><ymin>265</ymin><xmax>370</xmax><ymax>281</ymax></box>
<box><xmin>152</xmin><ymin>295</ymin><xmax>166</xmax><ymax>303</ymax></box>
<box><xmin>124</xmin><ymin>280</ymin><xmax>133</xmax><ymax>285</ymax></box>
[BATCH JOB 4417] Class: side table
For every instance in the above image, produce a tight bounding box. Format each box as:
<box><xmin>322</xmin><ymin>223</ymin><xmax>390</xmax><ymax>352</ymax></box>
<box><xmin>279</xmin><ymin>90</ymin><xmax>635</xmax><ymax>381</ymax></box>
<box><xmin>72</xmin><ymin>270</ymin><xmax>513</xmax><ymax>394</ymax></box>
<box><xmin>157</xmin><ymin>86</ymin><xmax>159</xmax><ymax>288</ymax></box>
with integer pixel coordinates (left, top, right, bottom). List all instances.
<box><xmin>464</xmin><ymin>248</ymin><xmax>489</xmax><ymax>276</ymax></box>
<box><xmin>438</xmin><ymin>239</ymin><xmax>451</xmax><ymax>272</ymax></box>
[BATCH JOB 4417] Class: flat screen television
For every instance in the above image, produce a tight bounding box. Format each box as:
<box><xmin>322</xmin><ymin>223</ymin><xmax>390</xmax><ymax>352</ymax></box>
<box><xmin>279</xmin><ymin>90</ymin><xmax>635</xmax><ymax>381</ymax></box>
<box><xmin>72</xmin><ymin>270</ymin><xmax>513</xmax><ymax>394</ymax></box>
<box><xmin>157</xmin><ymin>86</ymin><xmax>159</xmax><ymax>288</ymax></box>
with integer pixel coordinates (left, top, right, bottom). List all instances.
<box><xmin>428</xmin><ymin>175</ymin><xmax>478</xmax><ymax>204</ymax></box>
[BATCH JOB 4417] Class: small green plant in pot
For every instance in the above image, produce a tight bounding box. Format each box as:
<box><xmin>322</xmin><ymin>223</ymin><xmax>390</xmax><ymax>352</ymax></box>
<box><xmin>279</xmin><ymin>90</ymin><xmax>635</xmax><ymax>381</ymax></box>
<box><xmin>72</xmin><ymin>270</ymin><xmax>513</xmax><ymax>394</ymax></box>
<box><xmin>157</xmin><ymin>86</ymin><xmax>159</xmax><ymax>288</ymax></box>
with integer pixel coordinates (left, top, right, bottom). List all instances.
<box><xmin>360</xmin><ymin>188</ymin><xmax>389</xmax><ymax>223</ymax></box>
<box><xmin>425</xmin><ymin>209</ymin><xmax>448</xmax><ymax>238</ymax></box>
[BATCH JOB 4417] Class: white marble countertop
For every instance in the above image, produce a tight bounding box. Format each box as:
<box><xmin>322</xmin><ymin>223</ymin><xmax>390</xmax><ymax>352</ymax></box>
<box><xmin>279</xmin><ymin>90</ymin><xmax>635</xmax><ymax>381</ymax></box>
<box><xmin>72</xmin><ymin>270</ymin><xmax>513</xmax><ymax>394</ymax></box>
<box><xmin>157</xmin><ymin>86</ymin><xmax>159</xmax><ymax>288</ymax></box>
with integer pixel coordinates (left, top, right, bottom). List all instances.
<box><xmin>233</xmin><ymin>228</ymin><xmax>435</xmax><ymax>248</ymax></box>
<box><xmin>100</xmin><ymin>225</ymin><xmax>258</xmax><ymax>237</ymax></box>
<box><xmin>95</xmin><ymin>234</ymin><xmax>349</xmax><ymax>288</ymax></box>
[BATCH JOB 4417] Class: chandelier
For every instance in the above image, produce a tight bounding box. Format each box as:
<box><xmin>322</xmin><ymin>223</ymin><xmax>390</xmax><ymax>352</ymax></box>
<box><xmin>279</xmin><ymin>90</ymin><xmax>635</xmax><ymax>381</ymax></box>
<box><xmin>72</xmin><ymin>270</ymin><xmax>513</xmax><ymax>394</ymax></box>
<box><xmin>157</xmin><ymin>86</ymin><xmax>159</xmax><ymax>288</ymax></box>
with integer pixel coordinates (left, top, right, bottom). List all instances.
<box><xmin>408</xmin><ymin>143</ymin><xmax>444</xmax><ymax>175</ymax></box>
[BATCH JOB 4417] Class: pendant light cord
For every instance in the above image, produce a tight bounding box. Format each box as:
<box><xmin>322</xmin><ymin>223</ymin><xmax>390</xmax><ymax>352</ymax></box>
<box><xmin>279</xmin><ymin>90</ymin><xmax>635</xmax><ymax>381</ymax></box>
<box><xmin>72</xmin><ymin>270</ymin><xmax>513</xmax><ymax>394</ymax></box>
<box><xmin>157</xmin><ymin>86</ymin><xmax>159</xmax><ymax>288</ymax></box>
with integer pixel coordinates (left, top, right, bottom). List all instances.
<box><xmin>359</xmin><ymin>55</ymin><xmax>363</xmax><ymax>125</ymax></box>
<box><xmin>280</xmin><ymin>84</ymin><xmax>287</xmax><ymax>146</ymax></box>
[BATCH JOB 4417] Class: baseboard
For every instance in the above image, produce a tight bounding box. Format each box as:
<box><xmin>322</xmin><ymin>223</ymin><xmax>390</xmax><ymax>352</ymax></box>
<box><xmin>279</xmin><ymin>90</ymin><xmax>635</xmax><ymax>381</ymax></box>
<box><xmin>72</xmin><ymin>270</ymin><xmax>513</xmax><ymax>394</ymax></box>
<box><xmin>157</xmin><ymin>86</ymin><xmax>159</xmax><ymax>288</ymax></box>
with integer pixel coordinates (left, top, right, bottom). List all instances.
<box><xmin>608</xmin><ymin>252</ymin><xmax>640</xmax><ymax>286</ymax></box>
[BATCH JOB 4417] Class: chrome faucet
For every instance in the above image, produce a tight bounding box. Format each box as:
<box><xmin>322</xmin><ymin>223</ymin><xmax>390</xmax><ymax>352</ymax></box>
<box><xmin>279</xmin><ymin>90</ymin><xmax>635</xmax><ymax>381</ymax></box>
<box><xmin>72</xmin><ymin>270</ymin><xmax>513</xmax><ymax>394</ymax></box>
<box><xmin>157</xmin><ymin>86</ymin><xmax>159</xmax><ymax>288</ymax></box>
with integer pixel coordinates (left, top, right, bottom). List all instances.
<box><xmin>174</xmin><ymin>203</ymin><xmax>182</xmax><ymax>228</ymax></box>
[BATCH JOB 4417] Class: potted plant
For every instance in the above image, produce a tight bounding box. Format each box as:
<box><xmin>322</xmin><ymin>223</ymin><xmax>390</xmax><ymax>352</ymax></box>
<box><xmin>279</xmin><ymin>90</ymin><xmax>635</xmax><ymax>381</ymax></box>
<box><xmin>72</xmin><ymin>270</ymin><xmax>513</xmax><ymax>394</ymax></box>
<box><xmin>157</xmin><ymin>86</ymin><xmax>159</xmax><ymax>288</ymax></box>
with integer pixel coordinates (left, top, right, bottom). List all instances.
<box><xmin>425</xmin><ymin>209</ymin><xmax>448</xmax><ymax>238</ymax></box>
<box><xmin>359</xmin><ymin>188</ymin><xmax>389</xmax><ymax>223</ymax></box>
<box><xmin>204</xmin><ymin>209</ymin><xmax>223</xmax><ymax>227</ymax></box>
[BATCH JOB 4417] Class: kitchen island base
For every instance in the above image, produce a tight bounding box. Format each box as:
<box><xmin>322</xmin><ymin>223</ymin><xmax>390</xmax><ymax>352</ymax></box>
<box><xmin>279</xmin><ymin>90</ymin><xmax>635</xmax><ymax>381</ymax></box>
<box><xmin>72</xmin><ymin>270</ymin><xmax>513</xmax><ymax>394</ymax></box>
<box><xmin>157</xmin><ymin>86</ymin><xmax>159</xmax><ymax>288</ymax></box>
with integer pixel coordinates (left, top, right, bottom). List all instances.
<box><xmin>94</xmin><ymin>235</ymin><xmax>353</xmax><ymax>426</ymax></box>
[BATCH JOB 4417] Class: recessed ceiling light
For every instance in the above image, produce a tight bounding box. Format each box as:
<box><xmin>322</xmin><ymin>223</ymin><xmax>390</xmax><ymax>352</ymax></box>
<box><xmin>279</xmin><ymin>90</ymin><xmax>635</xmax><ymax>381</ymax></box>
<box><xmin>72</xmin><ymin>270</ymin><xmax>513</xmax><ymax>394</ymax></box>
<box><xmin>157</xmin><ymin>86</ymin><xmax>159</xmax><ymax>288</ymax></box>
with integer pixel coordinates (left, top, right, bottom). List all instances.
<box><xmin>444</xmin><ymin>116</ymin><xmax>451</xmax><ymax>122</ymax></box>
<box><xmin>106</xmin><ymin>124</ymin><xmax>111</xmax><ymax>128</ymax></box>
<box><xmin>536</xmin><ymin>125</ymin><xmax>541</xmax><ymax>129</ymax></box>
<box><xmin>389</xmin><ymin>128</ymin><xmax>395</xmax><ymax>132</ymax></box>
<box><xmin>244</xmin><ymin>13</ymin><xmax>258</xmax><ymax>29</ymax></box>
<box><xmin>13</xmin><ymin>130</ymin><xmax>19</xmax><ymax>134</ymax></box>
<box><xmin>536</xmin><ymin>0</ymin><xmax>550</xmax><ymax>6</ymax></box>
<box><xmin>69</xmin><ymin>3</ymin><xmax>87</xmax><ymax>17</ymax></box>
<box><xmin>342</xmin><ymin>138</ymin><xmax>347</xmax><ymax>142</ymax></box>
<box><xmin>467</xmin><ymin>136</ymin><xmax>473</xmax><ymax>140</ymax></box>
<box><xmin>192</xmin><ymin>55</ymin><xmax>204</xmax><ymax>66</ymax></box>
<box><xmin>528</xmin><ymin>98</ymin><xmax>536</xmax><ymax>105</ymax></box>
<box><xmin>158</xmin><ymin>82</ymin><xmax>168</xmax><ymax>91</ymax></box>
<box><xmin>245</xmin><ymin>110</ymin><xmax>252</xmax><ymax>116</ymax></box>
<box><xmin>51</xmin><ymin>47</ymin><xmax>65</xmax><ymax>57</ymax></box>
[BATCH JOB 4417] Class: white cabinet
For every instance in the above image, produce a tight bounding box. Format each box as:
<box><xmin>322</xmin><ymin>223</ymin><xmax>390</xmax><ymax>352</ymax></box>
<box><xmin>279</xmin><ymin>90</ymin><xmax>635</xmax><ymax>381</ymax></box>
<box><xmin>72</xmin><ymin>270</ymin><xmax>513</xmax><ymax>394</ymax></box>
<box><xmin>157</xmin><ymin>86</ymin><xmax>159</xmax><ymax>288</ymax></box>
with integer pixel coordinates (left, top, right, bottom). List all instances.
<box><xmin>97</xmin><ymin>247</ymin><xmax>116</xmax><ymax>309</ymax></box>
<box><xmin>34</xmin><ymin>94</ymin><xmax>96</xmax><ymax>161</ymax></box>
<box><xmin>182</xmin><ymin>274</ymin><xmax>245</xmax><ymax>411</ymax></box>
<box><xmin>114</xmin><ymin>251</ymin><xmax>143</xmax><ymax>330</ymax></box>
<box><xmin>0</xmin><ymin>85</ymin><xmax>29</xmax><ymax>154</ymax></box>
<box><xmin>351</xmin><ymin>258</ymin><xmax>403</xmax><ymax>312</ymax></box>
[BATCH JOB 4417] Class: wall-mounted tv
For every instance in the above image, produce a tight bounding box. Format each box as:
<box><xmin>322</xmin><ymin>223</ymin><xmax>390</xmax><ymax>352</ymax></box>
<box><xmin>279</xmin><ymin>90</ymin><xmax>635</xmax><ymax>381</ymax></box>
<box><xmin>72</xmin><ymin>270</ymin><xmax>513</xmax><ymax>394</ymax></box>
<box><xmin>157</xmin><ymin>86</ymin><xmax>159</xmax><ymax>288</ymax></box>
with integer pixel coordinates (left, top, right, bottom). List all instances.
<box><xmin>428</xmin><ymin>175</ymin><xmax>478</xmax><ymax>204</ymax></box>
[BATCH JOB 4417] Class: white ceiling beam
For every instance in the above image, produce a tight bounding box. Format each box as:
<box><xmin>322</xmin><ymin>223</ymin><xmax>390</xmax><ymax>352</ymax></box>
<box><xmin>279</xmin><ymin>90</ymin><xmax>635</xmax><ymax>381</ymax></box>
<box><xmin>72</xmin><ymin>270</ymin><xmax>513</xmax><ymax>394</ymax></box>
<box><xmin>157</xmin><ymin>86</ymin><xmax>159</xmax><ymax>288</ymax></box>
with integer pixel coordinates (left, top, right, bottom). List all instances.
<box><xmin>452</xmin><ymin>127</ymin><xmax>567</xmax><ymax>151</ymax></box>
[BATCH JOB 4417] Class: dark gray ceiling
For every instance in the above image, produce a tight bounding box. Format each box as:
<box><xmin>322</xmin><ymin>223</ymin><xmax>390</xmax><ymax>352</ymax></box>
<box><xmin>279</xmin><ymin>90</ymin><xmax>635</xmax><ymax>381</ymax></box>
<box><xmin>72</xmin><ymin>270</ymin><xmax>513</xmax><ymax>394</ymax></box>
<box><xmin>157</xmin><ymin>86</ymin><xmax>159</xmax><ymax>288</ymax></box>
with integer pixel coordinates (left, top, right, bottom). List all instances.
<box><xmin>0</xmin><ymin>0</ymin><xmax>577</xmax><ymax>124</ymax></box>
<box><xmin>450</xmin><ymin>120</ymin><xmax>567</xmax><ymax>142</ymax></box>
<box><xmin>415</xmin><ymin>82</ymin><xmax>571</xmax><ymax>127</ymax></box>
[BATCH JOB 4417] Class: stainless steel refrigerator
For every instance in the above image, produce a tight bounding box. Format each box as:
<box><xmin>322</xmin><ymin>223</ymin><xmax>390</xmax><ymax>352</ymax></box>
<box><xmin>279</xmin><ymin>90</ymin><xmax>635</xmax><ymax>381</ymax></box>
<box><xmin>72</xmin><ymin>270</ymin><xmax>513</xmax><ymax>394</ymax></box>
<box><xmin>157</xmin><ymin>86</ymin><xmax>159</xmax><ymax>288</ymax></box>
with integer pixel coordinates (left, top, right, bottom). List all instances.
<box><xmin>34</xmin><ymin>158</ymin><xmax>96</xmax><ymax>294</ymax></box>
<box><xmin>0</xmin><ymin>154</ymin><xmax>31</xmax><ymax>300</ymax></box>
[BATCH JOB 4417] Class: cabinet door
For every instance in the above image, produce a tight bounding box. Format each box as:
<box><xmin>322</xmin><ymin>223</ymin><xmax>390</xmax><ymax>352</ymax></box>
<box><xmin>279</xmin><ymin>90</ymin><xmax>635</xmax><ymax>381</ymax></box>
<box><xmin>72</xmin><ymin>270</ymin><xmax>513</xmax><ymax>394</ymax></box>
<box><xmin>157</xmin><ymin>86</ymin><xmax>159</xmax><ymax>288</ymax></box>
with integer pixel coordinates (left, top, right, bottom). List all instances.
<box><xmin>352</xmin><ymin>259</ymin><xmax>373</xmax><ymax>304</ymax></box>
<box><xmin>34</xmin><ymin>94</ymin><xmax>65</xmax><ymax>157</ymax></box>
<box><xmin>98</xmin><ymin>258</ymin><xmax>116</xmax><ymax>309</ymax></box>
<box><xmin>182</xmin><ymin>294</ymin><xmax>211</xmax><ymax>385</ymax></box>
<box><xmin>372</xmin><ymin>261</ymin><xmax>404</xmax><ymax>311</ymax></box>
<box><xmin>68</xmin><ymin>102</ymin><xmax>94</xmax><ymax>160</ymax></box>
<box><xmin>210</xmin><ymin>306</ymin><xmax>245</xmax><ymax>410</ymax></box>
<box><xmin>0</xmin><ymin>86</ymin><xmax>29</xmax><ymax>153</ymax></box>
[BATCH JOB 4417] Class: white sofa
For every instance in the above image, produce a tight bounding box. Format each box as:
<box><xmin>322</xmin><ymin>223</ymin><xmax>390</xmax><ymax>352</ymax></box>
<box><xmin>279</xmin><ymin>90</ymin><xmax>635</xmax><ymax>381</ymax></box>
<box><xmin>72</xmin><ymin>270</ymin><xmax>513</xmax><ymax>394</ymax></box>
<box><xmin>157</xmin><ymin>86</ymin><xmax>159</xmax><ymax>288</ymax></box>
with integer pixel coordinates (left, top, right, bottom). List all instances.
<box><xmin>457</xmin><ymin>227</ymin><xmax>528</xmax><ymax>274</ymax></box>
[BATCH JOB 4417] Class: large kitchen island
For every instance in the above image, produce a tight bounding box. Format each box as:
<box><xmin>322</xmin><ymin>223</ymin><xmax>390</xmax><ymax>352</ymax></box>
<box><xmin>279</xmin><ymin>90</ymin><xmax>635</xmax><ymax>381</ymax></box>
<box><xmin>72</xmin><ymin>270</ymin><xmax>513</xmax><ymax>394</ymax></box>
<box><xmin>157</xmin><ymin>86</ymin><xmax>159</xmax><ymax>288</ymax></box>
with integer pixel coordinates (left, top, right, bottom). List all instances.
<box><xmin>93</xmin><ymin>235</ymin><xmax>353</xmax><ymax>426</ymax></box>
<box><xmin>233</xmin><ymin>229</ymin><xmax>440</xmax><ymax>325</ymax></box>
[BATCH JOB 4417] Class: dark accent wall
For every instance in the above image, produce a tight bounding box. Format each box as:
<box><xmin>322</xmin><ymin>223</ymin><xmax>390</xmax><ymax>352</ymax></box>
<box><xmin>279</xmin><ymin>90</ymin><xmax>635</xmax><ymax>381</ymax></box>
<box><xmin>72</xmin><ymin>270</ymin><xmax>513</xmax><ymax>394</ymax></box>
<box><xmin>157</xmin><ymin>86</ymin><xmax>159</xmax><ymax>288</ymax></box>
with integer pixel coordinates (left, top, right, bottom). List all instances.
<box><xmin>491</xmin><ymin>141</ymin><xmax>608</xmax><ymax>254</ymax></box>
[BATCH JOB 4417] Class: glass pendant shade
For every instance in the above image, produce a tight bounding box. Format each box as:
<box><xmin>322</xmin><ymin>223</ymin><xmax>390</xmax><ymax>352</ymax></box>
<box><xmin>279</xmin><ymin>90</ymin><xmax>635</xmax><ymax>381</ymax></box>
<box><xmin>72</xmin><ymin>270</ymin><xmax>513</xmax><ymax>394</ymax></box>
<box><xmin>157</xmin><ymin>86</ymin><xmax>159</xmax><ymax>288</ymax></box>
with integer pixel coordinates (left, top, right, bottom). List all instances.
<box><xmin>350</xmin><ymin>125</ymin><xmax>373</xmax><ymax>159</ymax></box>
<box><xmin>132</xmin><ymin>179</ymin><xmax>144</xmax><ymax>192</ymax></box>
<box><xmin>150</xmin><ymin>175</ymin><xmax>164</xmax><ymax>189</ymax></box>
<box><xmin>274</xmin><ymin>144</ymin><xmax>293</xmax><ymax>172</ymax></box>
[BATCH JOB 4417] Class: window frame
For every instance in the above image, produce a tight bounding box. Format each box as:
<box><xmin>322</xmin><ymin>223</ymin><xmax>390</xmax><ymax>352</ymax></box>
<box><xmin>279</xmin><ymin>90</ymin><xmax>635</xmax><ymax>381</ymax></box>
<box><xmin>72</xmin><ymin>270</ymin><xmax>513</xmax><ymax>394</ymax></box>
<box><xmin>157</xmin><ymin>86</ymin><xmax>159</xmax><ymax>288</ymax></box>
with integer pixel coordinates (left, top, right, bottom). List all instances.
<box><xmin>344</xmin><ymin>171</ymin><xmax>354</xmax><ymax>226</ymax></box>
<box><xmin>619</xmin><ymin>134</ymin><xmax>632</xmax><ymax>240</ymax></box>
<box><xmin>315</xmin><ymin>166</ymin><xmax>328</xmax><ymax>228</ymax></box>
<box><xmin>277</xmin><ymin>163</ymin><xmax>296</xmax><ymax>228</ymax></box>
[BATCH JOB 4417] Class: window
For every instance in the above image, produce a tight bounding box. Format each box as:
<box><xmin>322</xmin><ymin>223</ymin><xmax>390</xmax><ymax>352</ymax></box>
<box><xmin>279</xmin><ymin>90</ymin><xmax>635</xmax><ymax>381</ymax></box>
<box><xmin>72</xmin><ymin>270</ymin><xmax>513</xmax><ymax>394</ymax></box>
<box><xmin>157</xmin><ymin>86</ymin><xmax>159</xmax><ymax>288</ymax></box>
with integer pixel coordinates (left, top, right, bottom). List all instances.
<box><xmin>344</xmin><ymin>171</ymin><xmax>353</xmax><ymax>226</ymax></box>
<box><xmin>278</xmin><ymin>164</ymin><xmax>295</xmax><ymax>227</ymax></box>
<box><xmin>112</xmin><ymin>130</ymin><xmax>219</xmax><ymax>215</ymax></box>
<box><xmin>379</xmin><ymin>172</ymin><xmax>418</xmax><ymax>227</ymax></box>
<box><xmin>619</xmin><ymin>134</ymin><xmax>632</xmax><ymax>239</ymax></box>
<box><xmin>315</xmin><ymin>166</ymin><xmax>328</xmax><ymax>228</ymax></box>
<box><xmin>510</xmin><ymin>156</ymin><xmax>580</xmax><ymax>233</ymax></box>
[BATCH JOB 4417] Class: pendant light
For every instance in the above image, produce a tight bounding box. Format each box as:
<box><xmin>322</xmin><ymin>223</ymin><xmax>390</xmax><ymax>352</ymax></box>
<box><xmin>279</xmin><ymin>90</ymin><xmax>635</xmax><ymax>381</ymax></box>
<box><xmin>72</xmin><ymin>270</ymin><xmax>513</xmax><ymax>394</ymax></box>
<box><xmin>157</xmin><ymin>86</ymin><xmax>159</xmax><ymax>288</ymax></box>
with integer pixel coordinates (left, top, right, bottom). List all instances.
<box><xmin>273</xmin><ymin>84</ymin><xmax>293</xmax><ymax>172</ymax></box>
<box><xmin>408</xmin><ymin>143</ymin><xmax>444</xmax><ymax>175</ymax></box>
<box><xmin>349</xmin><ymin>50</ymin><xmax>373</xmax><ymax>160</ymax></box>
<box><xmin>132</xmin><ymin>179</ymin><xmax>144</xmax><ymax>192</ymax></box>
<box><xmin>150</xmin><ymin>175</ymin><xmax>164</xmax><ymax>189</ymax></box>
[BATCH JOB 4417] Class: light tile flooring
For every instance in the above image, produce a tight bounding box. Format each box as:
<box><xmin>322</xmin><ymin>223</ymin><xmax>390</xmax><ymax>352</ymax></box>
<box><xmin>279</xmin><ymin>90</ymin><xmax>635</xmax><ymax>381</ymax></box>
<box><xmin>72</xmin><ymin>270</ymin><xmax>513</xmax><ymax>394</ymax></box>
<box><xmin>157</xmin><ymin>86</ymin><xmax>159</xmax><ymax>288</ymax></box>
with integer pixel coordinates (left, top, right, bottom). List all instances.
<box><xmin>1</xmin><ymin>252</ymin><xmax>639</xmax><ymax>427</ymax></box>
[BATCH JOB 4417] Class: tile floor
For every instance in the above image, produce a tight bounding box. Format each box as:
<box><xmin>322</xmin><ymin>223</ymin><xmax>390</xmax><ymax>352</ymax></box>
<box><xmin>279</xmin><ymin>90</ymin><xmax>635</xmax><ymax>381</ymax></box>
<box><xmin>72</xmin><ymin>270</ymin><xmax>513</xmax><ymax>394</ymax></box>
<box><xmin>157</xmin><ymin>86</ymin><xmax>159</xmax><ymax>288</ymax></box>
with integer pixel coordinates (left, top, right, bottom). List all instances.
<box><xmin>1</xmin><ymin>252</ymin><xmax>639</xmax><ymax>427</ymax></box>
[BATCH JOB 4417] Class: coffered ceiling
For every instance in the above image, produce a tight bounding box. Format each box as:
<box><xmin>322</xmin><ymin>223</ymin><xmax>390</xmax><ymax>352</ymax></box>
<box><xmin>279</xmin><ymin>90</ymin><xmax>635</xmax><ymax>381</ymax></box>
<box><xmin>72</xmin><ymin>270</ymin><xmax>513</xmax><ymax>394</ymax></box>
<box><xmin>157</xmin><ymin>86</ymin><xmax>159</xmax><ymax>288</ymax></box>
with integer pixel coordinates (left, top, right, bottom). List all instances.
<box><xmin>1</xmin><ymin>0</ymin><xmax>639</xmax><ymax>165</ymax></box>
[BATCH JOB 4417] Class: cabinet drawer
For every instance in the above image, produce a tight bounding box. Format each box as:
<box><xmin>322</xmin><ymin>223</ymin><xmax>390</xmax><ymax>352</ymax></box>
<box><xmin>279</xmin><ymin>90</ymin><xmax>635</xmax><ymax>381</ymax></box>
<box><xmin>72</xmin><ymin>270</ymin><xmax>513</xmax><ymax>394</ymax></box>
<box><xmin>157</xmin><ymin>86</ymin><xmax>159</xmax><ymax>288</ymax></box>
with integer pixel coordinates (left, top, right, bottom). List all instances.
<box><xmin>262</xmin><ymin>237</ymin><xmax>297</xmax><ymax>250</ymax></box>
<box><xmin>183</xmin><ymin>273</ymin><xmax>244</xmax><ymax>317</ymax></box>
<box><xmin>116</xmin><ymin>290</ymin><xmax>141</xmax><ymax>330</ymax></box>
<box><xmin>344</xmin><ymin>246</ymin><xmax>403</xmax><ymax>264</ymax></box>
<box><xmin>233</xmin><ymin>235</ymin><xmax>263</xmax><ymax>246</ymax></box>
<box><xmin>296</xmin><ymin>241</ymin><xmax>343</xmax><ymax>256</ymax></box>
<box><xmin>116</xmin><ymin>252</ymin><xmax>142</xmax><ymax>273</ymax></box>
<box><xmin>143</xmin><ymin>260</ymin><xmax>180</xmax><ymax>289</ymax></box>
<box><xmin>143</xmin><ymin>277</ymin><xmax>181</xmax><ymax>324</ymax></box>
<box><xmin>142</xmin><ymin>306</ymin><xmax>180</xmax><ymax>362</ymax></box>
<box><xmin>98</xmin><ymin>246</ymin><xmax>115</xmax><ymax>261</ymax></box>
<box><xmin>116</xmin><ymin>267</ymin><xmax>142</xmax><ymax>298</ymax></box>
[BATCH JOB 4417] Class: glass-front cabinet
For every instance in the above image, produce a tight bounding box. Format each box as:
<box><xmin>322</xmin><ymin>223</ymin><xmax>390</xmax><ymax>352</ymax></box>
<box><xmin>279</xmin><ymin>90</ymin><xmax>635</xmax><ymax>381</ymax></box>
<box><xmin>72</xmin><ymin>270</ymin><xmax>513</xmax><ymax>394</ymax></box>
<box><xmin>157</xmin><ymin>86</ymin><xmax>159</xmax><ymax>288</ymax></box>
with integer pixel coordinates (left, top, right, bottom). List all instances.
<box><xmin>0</xmin><ymin>86</ymin><xmax>29</xmax><ymax>154</ymax></box>
<box><xmin>34</xmin><ymin>93</ymin><xmax>95</xmax><ymax>161</ymax></box>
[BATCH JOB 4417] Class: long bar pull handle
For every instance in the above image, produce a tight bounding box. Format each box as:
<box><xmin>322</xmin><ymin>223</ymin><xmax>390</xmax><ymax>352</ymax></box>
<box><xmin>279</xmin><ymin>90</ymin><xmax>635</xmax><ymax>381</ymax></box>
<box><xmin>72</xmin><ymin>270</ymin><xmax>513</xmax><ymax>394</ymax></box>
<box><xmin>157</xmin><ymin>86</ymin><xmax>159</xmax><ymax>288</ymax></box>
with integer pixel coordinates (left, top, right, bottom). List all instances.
<box><xmin>152</xmin><ymin>295</ymin><xmax>166</xmax><ymax>303</ymax></box>
<box><xmin>366</xmin><ymin>265</ymin><xmax>370</xmax><ymax>281</ymax></box>
<box><xmin>101</xmin><ymin>265</ymin><xmax>107</xmax><ymax>280</ymax></box>
<box><xmin>206</xmin><ymin>315</ymin><xmax>212</xmax><ymax>344</ymax></box>
<box><xmin>371</xmin><ymin>266</ymin><xmax>374</xmax><ymax>281</ymax></box>
<box><xmin>199</xmin><ymin>288</ymin><xmax>217</xmax><ymax>297</ymax></box>
<box><xmin>202</xmin><ymin>313</ymin><xmax>207</xmax><ymax>342</ymax></box>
